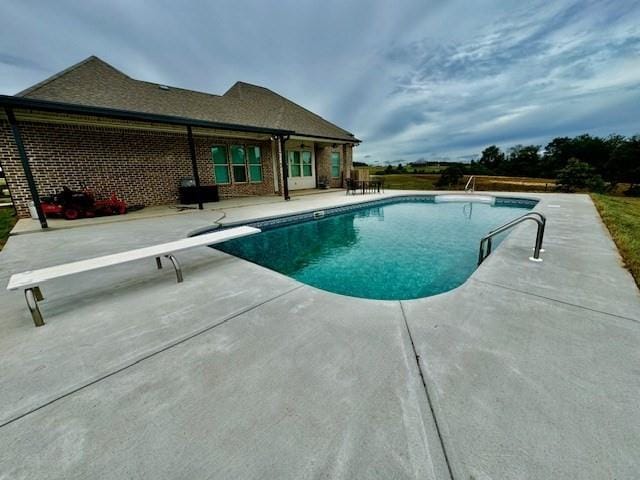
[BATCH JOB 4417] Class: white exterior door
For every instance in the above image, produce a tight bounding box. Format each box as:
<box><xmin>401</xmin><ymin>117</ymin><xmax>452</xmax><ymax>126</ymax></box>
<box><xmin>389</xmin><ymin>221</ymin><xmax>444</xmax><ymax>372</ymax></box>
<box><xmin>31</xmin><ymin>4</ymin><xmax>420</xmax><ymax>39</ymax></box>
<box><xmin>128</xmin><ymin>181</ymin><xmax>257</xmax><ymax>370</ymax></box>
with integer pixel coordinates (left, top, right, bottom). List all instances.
<box><xmin>287</xmin><ymin>149</ymin><xmax>315</xmax><ymax>190</ymax></box>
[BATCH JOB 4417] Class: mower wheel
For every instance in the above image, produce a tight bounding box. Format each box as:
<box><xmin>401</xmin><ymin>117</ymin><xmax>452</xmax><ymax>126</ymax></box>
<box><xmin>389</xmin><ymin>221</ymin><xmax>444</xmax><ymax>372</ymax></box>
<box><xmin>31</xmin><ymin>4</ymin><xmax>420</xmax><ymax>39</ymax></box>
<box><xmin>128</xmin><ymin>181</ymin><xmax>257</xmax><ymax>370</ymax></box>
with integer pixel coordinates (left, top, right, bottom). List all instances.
<box><xmin>63</xmin><ymin>207</ymin><xmax>80</xmax><ymax>220</ymax></box>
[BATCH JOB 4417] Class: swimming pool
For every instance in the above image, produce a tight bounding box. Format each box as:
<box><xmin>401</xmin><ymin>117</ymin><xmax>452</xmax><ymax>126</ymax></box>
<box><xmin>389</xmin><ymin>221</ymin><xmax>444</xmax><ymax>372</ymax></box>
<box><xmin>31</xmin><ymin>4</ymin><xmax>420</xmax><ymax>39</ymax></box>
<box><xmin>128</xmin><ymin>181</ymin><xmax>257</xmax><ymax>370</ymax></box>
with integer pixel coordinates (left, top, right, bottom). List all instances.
<box><xmin>214</xmin><ymin>196</ymin><xmax>535</xmax><ymax>300</ymax></box>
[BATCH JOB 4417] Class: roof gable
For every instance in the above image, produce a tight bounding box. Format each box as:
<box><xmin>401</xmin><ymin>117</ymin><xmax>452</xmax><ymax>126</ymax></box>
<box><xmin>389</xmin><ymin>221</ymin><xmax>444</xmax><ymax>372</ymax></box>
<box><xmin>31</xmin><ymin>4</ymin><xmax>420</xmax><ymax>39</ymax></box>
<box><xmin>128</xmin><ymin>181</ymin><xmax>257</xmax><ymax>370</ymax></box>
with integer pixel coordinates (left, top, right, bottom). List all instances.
<box><xmin>17</xmin><ymin>56</ymin><xmax>357</xmax><ymax>141</ymax></box>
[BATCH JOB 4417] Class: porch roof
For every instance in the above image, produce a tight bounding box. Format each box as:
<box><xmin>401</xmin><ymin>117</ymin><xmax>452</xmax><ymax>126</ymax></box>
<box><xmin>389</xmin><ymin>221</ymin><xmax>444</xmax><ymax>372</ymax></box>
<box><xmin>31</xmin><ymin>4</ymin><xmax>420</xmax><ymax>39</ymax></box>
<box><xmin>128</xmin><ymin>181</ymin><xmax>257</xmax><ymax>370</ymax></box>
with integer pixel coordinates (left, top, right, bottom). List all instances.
<box><xmin>0</xmin><ymin>94</ymin><xmax>294</xmax><ymax>137</ymax></box>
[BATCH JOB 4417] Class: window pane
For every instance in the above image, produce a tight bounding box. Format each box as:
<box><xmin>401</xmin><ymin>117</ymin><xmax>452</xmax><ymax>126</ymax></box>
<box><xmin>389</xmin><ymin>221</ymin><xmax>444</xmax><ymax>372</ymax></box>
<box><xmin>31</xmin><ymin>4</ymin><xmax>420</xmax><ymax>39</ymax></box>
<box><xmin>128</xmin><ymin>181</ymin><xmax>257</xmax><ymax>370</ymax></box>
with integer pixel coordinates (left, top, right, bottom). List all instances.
<box><xmin>288</xmin><ymin>151</ymin><xmax>301</xmax><ymax>177</ymax></box>
<box><xmin>212</xmin><ymin>146</ymin><xmax>227</xmax><ymax>165</ymax></box>
<box><xmin>231</xmin><ymin>145</ymin><xmax>246</xmax><ymax>165</ymax></box>
<box><xmin>302</xmin><ymin>152</ymin><xmax>312</xmax><ymax>177</ymax></box>
<box><xmin>249</xmin><ymin>165</ymin><xmax>263</xmax><ymax>182</ymax></box>
<box><xmin>248</xmin><ymin>146</ymin><xmax>261</xmax><ymax>164</ymax></box>
<box><xmin>233</xmin><ymin>165</ymin><xmax>247</xmax><ymax>182</ymax></box>
<box><xmin>214</xmin><ymin>165</ymin><xmax>230</xmax><ymax>184</ymax></box>
<box><xmin>331</xmin><ymin>152</ymin><xmax>340</xmax><ymax>178</ymax></box>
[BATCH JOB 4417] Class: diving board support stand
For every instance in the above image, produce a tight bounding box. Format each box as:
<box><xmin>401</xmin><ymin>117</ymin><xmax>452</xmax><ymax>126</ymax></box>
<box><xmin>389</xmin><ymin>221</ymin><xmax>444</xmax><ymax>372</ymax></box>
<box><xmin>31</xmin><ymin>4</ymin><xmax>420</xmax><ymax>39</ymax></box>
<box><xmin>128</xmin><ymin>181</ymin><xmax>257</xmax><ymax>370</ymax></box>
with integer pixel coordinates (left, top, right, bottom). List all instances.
<box><xmin>156</xmin><ymin>255</ymin><xmax>183</xmax><ymax>283</ymax></box>
<box><xmin>25</xmin><ymin>287</ymin><xmax>45</xmax><ymax>327</ymax></box>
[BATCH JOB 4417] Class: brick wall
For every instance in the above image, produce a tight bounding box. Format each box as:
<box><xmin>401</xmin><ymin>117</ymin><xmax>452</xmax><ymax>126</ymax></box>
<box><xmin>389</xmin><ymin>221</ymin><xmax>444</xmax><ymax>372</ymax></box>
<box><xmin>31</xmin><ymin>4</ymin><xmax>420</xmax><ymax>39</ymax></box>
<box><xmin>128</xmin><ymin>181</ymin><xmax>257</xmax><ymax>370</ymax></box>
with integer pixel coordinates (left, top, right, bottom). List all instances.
<box><xmin>0</xmin><ymin>120</ymin><xmax>278</xmax><ymax>218</ymax></box>
<box><xmin>314</xmin><ymin>144</ymin><xmax>353</xmax><ymax>188</ymax></box>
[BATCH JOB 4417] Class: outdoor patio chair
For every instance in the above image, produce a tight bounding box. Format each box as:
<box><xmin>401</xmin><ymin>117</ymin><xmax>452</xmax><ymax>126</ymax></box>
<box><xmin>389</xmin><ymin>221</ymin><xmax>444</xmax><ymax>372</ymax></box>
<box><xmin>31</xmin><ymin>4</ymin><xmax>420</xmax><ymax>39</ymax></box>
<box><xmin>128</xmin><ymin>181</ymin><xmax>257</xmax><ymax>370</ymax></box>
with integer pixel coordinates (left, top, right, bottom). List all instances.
<box><xmin>345</xmin><ymin>178</ymin><xmax>360</xmax><ymax>195</ymax></box>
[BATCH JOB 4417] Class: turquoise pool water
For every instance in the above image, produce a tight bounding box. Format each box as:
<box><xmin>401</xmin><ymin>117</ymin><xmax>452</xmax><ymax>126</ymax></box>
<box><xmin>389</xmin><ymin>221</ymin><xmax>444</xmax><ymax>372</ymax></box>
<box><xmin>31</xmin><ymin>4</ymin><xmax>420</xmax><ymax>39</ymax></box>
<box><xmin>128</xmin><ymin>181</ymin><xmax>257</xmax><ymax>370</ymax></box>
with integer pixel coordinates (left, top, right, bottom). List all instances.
<box><xmin>215</xmin><ymin>199</ymin><xmax>532</xmax><ymax>300</ymax></box>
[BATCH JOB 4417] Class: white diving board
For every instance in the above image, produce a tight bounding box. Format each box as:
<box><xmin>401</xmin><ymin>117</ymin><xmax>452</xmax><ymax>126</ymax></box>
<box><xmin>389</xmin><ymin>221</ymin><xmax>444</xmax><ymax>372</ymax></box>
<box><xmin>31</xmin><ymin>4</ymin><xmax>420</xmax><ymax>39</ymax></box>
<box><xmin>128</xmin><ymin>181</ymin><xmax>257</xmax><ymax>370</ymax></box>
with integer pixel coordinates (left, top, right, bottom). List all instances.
<box><xmin>7</xmin><ymin>226</ymin><xmax>260</xmax><ymax>327</ymax></box>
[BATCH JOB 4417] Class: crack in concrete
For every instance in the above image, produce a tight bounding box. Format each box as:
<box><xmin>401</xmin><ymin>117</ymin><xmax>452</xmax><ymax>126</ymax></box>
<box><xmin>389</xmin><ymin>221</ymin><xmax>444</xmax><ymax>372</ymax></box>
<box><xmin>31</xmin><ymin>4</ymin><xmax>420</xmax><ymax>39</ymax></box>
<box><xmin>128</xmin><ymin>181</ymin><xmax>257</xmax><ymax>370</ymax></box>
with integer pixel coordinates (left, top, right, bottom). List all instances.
<box><xmin>472</xmin><ymin>278</ymin><xmax>640</xmax><ymax>324</ymax></box>
<box><xmin>0</xmin><ymin>284</ymin><xmax>304</xmax><ymax>430</ymax></box>
<box><xmin>399</xmin><ymin>300</ymin><xmax>456</xmax><ymax>480</ymax></box>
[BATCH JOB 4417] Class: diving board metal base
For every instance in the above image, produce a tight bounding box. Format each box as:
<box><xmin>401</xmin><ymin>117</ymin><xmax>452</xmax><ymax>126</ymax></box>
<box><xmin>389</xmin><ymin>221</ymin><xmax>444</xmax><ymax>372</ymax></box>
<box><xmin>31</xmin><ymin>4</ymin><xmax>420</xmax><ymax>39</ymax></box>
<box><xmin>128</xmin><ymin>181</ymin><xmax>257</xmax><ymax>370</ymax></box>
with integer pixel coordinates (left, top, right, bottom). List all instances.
<box><xmin>156</xmin><ymin>255</ymin><xmax>183</xmax><ymax>283</ymax></box>
<box><xmin>25</xmin><ymin>287</ymin><xmax>45</xmax><ymax>327</ymax></box>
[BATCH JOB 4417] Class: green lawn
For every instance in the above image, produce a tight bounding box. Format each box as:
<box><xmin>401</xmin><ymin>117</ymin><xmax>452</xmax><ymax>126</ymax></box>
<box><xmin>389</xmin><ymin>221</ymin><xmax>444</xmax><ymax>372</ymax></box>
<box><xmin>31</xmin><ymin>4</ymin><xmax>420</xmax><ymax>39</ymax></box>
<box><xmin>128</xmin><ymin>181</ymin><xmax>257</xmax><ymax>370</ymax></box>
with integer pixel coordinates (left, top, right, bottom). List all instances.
<box><xmin>377</xmin><ymin>174</ymin><xmax>437</xmax><ymax>190</ymax></box>
<box><xmin>592</xmin><ymin>194</ymin><xmax>640</xmax><ymax>287</ymax></box>
<box><xmin>0</xmin><ymin>207</ymin><xmax>17</xmax><ymax>251</ymax></box>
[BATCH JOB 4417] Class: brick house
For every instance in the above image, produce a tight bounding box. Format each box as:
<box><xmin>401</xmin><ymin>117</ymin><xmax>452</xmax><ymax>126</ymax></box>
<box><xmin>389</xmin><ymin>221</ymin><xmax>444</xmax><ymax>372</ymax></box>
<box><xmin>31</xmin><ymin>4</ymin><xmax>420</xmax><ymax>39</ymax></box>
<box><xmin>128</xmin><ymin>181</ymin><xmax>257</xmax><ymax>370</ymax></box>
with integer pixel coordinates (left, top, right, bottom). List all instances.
<box><xmin>0</xmin><ymin>56</ymin><xmax>359</xmax><ymax>226</ymax></box>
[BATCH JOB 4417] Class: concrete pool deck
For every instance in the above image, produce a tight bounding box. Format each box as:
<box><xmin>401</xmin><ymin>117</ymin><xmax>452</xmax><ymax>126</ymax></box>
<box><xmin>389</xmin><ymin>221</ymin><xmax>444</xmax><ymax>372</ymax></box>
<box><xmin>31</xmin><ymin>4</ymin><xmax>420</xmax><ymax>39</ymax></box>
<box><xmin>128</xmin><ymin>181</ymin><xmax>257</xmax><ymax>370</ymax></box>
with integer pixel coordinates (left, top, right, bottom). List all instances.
<box><xmin>0</xmin><ymin>191</ymin><xmax>638</xmax><ymax>479</ymax></box>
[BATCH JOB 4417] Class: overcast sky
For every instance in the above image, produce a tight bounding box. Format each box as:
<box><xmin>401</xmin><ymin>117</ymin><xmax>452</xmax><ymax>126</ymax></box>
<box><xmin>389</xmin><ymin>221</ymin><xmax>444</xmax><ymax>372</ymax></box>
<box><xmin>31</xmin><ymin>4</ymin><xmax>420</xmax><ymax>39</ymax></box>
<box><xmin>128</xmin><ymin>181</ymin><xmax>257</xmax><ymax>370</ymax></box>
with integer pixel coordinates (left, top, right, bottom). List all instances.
<box><xmin>1</xmin><ymin>0</ymin><xmax>639</xmax><ymax>164</ymax></box>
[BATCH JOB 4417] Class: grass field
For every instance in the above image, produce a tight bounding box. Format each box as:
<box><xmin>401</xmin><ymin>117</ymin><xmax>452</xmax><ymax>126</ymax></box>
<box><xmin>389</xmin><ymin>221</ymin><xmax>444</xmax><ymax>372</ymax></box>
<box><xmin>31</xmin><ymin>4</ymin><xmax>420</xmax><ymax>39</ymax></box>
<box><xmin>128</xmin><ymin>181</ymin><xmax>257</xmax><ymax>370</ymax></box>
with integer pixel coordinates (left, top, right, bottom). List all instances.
<box><xmin>592</xmin><ymin>194</ymin><xmax>640</xmax><ymax>287</ymax></box>
<box><xmin>0</xmin><ymin>207</ymin><xmax>17</xmax><ymax>251</ymax></box>
<box><xmin>369</xmin><ymin>165</ymin><xmax>446</xmax><ymax>175</ymax></box>
<box><xmin>374</xmin><ymin>174</ymin><xmax>556</xmax><ymax>192</ymax></box>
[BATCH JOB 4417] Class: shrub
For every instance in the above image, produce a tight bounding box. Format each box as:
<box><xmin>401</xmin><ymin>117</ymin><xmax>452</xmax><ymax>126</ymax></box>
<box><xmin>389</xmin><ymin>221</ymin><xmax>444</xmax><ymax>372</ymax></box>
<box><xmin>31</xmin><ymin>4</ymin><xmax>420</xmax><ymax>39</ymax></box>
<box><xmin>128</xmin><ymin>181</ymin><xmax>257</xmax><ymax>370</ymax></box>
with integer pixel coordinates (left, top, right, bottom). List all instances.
<box><xmin>436</xmin><ymin>166</ymin><xmax>464</xmax><ymax>188</ymax></box>
<box><xmin>556</xmin><ymin>158</ymin><xmax>602</xmax><ymax>192</ymax></box>
<box><xmin>624</xmin><ymin>185</ymin><xmax>640</xmax><ymax>197</ymax></box>
<box><xmin>586</xmin><ymin>175</ymin><xmax>607</xmax><ymax>193</ymax></box>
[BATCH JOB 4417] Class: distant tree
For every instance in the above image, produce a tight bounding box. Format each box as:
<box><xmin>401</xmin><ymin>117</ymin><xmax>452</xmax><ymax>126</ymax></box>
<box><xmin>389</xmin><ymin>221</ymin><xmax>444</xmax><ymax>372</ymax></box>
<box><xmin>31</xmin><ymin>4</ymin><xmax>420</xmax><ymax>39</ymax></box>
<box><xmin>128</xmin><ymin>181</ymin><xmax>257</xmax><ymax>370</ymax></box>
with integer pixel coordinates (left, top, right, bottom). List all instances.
<box><xmin>606</xmin><ymin>135</ymin><xmax>640</xmax><ymax>194</ymax></box>
<box><xmin>506</xmin><ymin>145</ymin><xmax>541</xmax><ymax>177</ymax></box>
<box><xmin>556</xmin><ymin>158</ymin><xmax>604</xmax><ymax>192</ymax></box>
<box><xmin>569</xmin><ymin>134</ymin><xmax>610</xmax><ymax>174</ymax></box>
<box><xmin>541</xmin><ymin>137</ymin><xmax>572</xmax><ymax>177</ymax></box>
<box><xmin>436</xmin><ymin>166</ymin><xmax>464</xmax><ymax>188</ymax></box>
<box><xmin>479</xmin><ymin>145</ymin><xmax>505</xmax><ymax>174</ymax></box>
<box><xmin>352</xmin><ymin>161</ymin><xmax>369</xmax><ymax>167</ymax></box>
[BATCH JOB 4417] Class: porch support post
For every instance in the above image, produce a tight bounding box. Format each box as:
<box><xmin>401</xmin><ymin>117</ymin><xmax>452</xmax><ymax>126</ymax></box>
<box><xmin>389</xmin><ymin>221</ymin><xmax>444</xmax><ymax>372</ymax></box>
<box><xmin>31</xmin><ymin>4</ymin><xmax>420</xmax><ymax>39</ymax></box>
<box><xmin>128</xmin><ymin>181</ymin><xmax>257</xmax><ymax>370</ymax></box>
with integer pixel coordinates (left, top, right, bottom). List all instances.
<box><xmin>342</xmin><ymin>143</ymin><xmax>348</xmax><ymax>188</ymax></box>
<box><xmin>5</xmin><ymin>107</ymin><xmax>48</xmax><ymax>229</ymax></box>
<box><xmin>186</xmin><ymin>125</ymin><xmax>203</xmax><ymax>210</ymax></box>
<box><xmin>278</xmin><ymin>135</ymin><xmax>290</xmax><ymax>201</ymax></box>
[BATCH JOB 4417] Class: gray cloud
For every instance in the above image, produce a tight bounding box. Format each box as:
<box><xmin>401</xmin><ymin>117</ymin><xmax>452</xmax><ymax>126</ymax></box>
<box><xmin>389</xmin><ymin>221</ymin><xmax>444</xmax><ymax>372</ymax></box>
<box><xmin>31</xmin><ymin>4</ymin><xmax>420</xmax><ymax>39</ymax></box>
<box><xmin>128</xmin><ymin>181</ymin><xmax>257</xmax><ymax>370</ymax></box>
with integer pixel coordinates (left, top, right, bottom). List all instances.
<box><xmin>1</xmin><ymin>0</ymin><xmax>638</xmax><ymax>163</ymax></box>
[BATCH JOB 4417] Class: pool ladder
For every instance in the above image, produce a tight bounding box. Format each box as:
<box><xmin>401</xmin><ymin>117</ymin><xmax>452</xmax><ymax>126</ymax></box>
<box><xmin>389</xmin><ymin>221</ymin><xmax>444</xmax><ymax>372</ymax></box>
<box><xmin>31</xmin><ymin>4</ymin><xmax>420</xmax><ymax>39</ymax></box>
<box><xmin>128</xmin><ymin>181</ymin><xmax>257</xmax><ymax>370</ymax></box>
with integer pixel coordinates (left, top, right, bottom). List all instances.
<box><xmin>478</xmin><ymin>211</ymin><xmax>546</xmax><ymax>265</ymax></box>
<box><xmin>465</xmin><ymin>176</ymin><xmax>476</xmax><ymax>193</ymax></box>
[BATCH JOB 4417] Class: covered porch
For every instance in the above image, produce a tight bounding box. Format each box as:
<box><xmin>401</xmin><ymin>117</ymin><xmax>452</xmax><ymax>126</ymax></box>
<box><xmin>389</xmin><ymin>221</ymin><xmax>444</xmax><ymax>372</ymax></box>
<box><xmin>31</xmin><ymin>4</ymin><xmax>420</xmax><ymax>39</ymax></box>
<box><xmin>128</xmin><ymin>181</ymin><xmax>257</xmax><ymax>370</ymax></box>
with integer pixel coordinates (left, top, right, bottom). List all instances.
<box><xmin>9</xmin><ymin>188</ymin><xmax>347</xmax><ymax>235</ymax></box>
<box><xmin>1</xmin><ymin>95</ymin><xmax>298</xmax><ymax>229</ymax></box>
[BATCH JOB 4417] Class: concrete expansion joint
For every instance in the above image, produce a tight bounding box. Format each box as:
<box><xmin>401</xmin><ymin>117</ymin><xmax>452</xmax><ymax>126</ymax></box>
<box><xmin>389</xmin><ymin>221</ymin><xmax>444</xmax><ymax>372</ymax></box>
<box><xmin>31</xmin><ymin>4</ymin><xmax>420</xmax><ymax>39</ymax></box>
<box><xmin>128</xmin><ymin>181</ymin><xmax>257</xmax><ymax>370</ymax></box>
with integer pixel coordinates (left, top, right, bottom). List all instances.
<box><xmin>472</xmin><ymin>278</ymin><xmax>640</xmax><ymax>324</ymax></box>
<box><xmin>398</xmin><ymin>301</ymin><xmax>456</xmax><ymax>480</ymax></box>
<box><xmin>0</xmin><ymin>284</ymin><xmax>304</xmax><ymax>431</ymax></box>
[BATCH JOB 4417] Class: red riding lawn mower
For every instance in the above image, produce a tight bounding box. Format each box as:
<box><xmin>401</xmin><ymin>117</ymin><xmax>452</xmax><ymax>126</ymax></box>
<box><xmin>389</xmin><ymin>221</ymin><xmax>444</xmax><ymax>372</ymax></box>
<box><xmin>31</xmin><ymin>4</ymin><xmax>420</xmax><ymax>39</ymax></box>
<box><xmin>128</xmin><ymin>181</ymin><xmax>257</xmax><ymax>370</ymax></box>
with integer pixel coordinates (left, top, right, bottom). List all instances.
<box><xmin>40</xmin><ymin>186</ymin><xmax>127</xmax><ymax>220</ymax></box>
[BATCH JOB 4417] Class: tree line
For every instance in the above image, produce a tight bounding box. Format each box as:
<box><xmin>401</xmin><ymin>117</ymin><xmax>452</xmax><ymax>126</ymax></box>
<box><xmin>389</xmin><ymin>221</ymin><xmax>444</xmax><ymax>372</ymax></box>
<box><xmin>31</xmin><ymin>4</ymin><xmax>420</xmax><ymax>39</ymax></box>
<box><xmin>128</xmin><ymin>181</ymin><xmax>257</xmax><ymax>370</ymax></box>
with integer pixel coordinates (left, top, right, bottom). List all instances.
<box><xmin>370</xmin><ymin>133</ymin><xmax>639</xmax><ymax>194</ymax></box>
<box><xmin>474</xmin><ymin>134</ymin><xmax>639</xmax><ymax>193</ymax></box>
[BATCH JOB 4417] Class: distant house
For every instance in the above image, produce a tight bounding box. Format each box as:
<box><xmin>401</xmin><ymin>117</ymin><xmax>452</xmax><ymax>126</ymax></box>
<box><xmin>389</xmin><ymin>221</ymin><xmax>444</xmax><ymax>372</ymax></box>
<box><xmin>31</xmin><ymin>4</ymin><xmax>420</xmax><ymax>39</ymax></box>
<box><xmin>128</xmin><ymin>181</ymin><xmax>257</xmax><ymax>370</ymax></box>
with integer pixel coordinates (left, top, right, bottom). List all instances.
<box><xmin>0</xmin><ymin>56</ymin><xmax>359</xmax><ymax>224</ymax></box>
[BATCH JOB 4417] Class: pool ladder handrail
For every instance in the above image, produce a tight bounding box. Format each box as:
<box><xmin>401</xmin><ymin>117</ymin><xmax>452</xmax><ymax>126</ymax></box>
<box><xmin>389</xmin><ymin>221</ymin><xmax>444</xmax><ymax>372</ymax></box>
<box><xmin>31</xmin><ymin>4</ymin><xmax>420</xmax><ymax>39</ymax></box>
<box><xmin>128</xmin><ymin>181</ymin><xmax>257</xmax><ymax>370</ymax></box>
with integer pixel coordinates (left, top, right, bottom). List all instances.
<box><xmin>465</xmin><ymin>176</ymin><xmax>476</xmax><ymax>193</ymax></box>
<box><xmin>478</xmin><ymin>211</ymin><xmax>546</xmax><ymax>265</ymax></box>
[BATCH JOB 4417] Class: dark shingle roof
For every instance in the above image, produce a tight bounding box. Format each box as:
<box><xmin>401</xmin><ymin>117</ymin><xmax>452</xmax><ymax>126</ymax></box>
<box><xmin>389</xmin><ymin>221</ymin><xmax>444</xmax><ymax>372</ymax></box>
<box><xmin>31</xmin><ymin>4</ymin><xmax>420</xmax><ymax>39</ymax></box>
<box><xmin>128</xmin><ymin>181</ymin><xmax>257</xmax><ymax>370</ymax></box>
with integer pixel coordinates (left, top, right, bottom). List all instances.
<box><xmin>17</xmin><ymin>56</ymin><xmax>358</xmax><ymax>142</ymax></box>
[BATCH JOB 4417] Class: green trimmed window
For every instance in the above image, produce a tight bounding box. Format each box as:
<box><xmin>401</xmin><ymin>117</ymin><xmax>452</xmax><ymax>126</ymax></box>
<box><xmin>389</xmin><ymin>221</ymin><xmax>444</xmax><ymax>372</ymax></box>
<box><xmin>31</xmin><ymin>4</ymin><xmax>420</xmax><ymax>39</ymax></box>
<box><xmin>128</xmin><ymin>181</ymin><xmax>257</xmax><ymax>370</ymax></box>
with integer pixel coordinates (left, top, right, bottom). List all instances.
<box><xmin>331</xmin><ymin>152</ymin><xmax>341</xmax><ymax>178</ymax></box>
<box><xmin>230</xmin><ymin>145</ymin><xmax>247</xmax><ymax>183</ymax></box>
<box><xmin>211</xmin><ymin>146</ymin><xmax>230</xmax><ymax>184</ymax></box>
<box><xmin>248</xmin><ymin>146</ymin><xmax>263</xmax><ymax>182</ymax></box>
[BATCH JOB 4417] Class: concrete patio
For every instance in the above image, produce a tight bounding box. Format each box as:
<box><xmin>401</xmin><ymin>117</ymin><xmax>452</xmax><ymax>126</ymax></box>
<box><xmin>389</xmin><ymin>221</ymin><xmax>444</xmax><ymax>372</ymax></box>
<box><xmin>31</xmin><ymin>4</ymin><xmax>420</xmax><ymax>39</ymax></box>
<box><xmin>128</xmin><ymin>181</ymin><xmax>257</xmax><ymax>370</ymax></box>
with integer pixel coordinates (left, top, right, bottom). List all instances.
<box><xmin>0</xmin><ymin>190</ymin><xmax>638</xmax><ymax>479</ymax></box>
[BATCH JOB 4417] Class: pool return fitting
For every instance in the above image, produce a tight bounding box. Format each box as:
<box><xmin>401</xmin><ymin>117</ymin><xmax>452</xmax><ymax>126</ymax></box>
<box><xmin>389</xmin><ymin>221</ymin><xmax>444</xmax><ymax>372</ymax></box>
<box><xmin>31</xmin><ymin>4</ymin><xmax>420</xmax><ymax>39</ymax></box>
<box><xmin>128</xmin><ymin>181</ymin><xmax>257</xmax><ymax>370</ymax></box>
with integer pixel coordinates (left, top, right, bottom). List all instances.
<box><xmin>478</xmin><ymin>211</ymin><xmax>546</xmax><ymax>265</ymax></box>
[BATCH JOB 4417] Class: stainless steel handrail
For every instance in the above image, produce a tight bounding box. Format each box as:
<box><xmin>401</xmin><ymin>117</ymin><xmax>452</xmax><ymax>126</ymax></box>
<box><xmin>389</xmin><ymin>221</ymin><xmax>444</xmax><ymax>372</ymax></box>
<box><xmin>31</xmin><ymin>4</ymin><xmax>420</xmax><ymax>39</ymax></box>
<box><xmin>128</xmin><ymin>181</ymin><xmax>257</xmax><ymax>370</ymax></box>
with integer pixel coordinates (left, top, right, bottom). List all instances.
<box><xmin>478</xmin><ymin>211</ymin><xmax>546</xmax><ymax>265</ymax></box>
<box><xmin>464</xmin><ymin>176</ymin><xmax>475</xmax><ymax>193</ymax></box>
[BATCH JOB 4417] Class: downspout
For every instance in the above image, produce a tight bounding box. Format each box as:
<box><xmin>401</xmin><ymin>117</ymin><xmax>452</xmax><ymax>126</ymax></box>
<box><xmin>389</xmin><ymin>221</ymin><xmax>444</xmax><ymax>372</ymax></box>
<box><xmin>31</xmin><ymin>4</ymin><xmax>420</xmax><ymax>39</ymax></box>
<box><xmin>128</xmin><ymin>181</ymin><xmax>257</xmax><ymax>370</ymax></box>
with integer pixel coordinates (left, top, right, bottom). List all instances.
<box><xmin>5</xmin><ymin>108</ymin><xmax>48</xmax><ymax>229</ymax></box>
